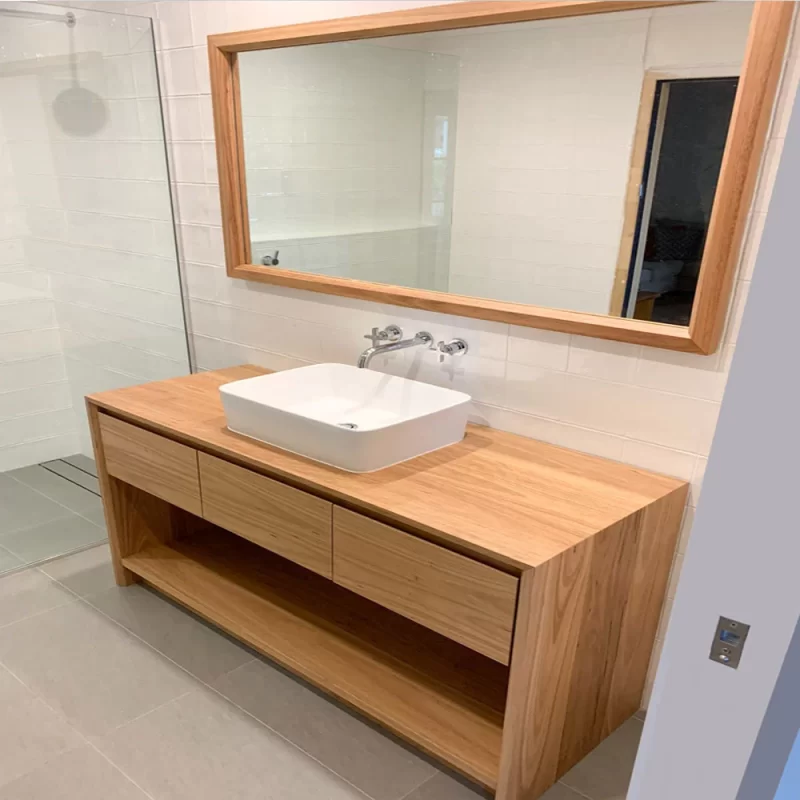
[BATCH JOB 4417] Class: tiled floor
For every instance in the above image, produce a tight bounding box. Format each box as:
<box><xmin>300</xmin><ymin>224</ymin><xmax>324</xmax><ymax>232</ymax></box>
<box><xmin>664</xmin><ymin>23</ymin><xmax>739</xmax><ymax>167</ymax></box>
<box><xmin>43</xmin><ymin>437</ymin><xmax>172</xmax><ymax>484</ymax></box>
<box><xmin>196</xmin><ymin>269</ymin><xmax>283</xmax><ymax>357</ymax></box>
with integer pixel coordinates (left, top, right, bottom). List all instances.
<box><xmin>0</xmin><ymin>544</ymin><xmax>645</xmax><ymax>800</ymax></box>
<box><xmin>0</xmin><ymin>456</ymin><xmax>106</xmax><ymax>575</ymax></box>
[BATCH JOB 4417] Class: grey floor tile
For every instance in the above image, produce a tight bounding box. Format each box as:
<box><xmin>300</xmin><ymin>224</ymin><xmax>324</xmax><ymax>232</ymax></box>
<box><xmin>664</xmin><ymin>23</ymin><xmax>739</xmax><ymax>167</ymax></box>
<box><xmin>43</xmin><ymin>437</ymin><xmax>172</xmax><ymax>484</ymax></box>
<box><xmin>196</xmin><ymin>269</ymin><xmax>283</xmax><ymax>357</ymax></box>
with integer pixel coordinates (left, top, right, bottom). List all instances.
<box><xmin>0</xmin><ymin>480</ymin><xmax>73</xmax><ymax>535</ymax></box>
<box><xmin>0</xmin><ymin>514</ymin><xmax>106</xmax><ymax>565</ymax></box>
<box><xmin>0</xmin><ymin>664</ymin><xmax>84</xmax><ymax>789</ymax></box>
<box><xmin>8</xmin><ymin>465</ymin><xmax>101</xmax><ymax>514</ymax></box>
<box><xmin>0</xmin><ymin>601</ymin><xmax>197</xmax><ymax>737</ymax></box>
<box><xmin>41</xmin><ymin>461</ymin><xmax>100</xmax><ymax>494</ymax></box>
<box><xmin>62</xmin><ymin>454</ymin><xmax>97</xmax><ymax>478</ymax></box>
<box><xmin>96</xmin><ymin>686</ymin><xmax>372</xmax><ymax>800</ymax></box>
<box><xmin>0</xmin><ymin>744</ymin><xmax>150</xmax><ymax>799</ymax></box>
<box><xmin>78</xmin><ymin>504</ymin><xmax>107</xmax><ymax>531</ymax></box>
<box><xmin>0</xmin><ymin>545</ymin><xmax>23</xmax><ymax>575</ymax></box>
<box><xmin>39</xmin><ymin>544</ymin><xmax>117</xmax><ymax>598</ymax></box>
<box><xmin>85</xmin><ymin>584</ymin><xmax>252</xmax><ymax>684</ymax></box>
<box><xmin>560</xmin><ymin>717</ymin><xmax>644</xmax><ymax>800</ymax></box>
<box><xmin>212</xmin><ymin>658</ymin><xmax>438</xmax><ymax>800</ymax></box>
<box><xmin>0</xmin><ymin>568</ymin><xmax>75</xmax><ymax>629</ymax></box>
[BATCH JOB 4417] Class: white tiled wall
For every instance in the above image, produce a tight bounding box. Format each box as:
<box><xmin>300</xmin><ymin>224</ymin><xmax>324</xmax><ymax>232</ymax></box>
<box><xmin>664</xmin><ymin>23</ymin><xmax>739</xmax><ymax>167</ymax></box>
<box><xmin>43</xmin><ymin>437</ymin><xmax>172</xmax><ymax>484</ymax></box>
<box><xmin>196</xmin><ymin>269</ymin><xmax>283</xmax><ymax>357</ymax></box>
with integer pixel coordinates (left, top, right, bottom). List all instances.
<box><xmin>0</xmin><ymin>89</ymin><xmax>78</xmax><ymax>471</ymax></box>
<box><xmin>75</xmin><ymin>0</ymin><xmax>798</xmax><ymax>706</ymax></box>
<box><xmin>0</xmin><ymin>6</ymin><xmax>191</xmax><ymax>460</ymax></box>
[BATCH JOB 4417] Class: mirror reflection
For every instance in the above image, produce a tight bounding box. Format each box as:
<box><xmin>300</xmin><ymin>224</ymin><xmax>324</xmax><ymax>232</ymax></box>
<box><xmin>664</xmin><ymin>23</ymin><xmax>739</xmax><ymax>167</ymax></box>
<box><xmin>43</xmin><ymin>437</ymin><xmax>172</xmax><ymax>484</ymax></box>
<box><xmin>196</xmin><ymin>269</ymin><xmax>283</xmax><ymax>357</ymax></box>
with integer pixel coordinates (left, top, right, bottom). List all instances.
<box><xmin>238</xmin><ymin>2</ymin><xmax>752</xmax><ymax>326</ymax></box>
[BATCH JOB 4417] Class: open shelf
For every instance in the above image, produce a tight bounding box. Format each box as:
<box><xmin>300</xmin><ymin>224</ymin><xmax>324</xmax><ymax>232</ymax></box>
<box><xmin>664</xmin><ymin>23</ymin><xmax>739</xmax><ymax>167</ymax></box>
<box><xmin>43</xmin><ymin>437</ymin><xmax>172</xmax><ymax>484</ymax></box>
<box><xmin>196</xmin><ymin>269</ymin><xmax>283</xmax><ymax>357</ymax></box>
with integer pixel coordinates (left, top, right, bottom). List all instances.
<box><xmin>123</xmin><ymin>525</ymin><xmax>507</xmax><ymax>790</ymax></box>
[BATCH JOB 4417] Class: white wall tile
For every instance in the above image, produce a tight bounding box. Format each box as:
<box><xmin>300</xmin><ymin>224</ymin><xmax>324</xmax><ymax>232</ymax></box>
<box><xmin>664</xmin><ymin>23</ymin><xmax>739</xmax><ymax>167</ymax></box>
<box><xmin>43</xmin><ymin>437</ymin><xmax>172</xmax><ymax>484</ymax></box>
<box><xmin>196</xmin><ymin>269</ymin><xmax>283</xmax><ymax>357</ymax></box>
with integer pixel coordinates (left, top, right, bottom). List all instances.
<box><xmin>567</xmin><ymin>337</ymin><xmax>641</xmax><ymax>382</ymax></box>
<box><xmin>161</xmin><ymin>47</ymin><xmax>200</xmax><ymax>96</ymax></box>
<box><xmin>507</xmin><ymin>326</ymin><xmax>570</xmax><ymax>370</ymax></box>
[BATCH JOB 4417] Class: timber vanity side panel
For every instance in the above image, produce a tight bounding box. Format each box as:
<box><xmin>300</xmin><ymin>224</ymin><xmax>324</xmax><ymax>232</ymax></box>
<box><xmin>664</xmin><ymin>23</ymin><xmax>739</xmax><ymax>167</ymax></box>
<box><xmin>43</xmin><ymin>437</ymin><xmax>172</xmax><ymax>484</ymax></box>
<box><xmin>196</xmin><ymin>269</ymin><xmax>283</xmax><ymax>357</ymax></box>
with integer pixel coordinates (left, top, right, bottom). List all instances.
<box><xmin>87</xmin><ymin>368</ymin><xmax>689</xmax><ymax>799</ymax></box>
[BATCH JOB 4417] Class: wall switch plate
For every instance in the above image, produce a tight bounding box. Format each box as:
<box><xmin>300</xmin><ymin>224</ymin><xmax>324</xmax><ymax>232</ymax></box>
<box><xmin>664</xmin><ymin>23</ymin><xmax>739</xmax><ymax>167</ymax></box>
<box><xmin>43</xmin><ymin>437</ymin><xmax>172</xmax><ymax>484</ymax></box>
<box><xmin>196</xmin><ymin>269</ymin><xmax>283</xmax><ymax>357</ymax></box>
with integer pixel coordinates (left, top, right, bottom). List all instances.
<box><xmin>710</xmin><ymin>616</ymin><xmax>750</xmax><ymax>669</ymax></box>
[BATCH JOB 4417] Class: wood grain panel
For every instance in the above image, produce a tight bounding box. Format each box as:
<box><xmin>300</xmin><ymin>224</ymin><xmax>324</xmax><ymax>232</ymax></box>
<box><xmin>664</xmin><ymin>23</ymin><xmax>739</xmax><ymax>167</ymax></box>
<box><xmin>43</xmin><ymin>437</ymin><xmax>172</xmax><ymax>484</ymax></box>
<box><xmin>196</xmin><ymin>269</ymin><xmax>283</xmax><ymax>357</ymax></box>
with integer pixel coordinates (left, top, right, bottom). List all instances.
<box><xmin>496</xmin><ymin>484</ymin><xmax>688</xmax><ymax>800</ymax></box>
<box><xmin>208</xmin><ymin>42</ymin><xmax>250</xmax><ymax>272</ymax></box>
<box><xmin>210</xmin><ymin>1</ymin><xmax>687</xmax><ymax>51</ymax></box>
<box><xmin>87</xmin><ymin>401</ymin><xmax>135</xmax><ymax>586</ymax></box>
<box><xmin>689</xmin><ymin>1</ymin><xmax>794</xmax><ymax>353</ymax></box>
<box><xmin>199</xmin><ymin>452</ymin><xmax>332</xmax><ymax>578</ymax></box>
<box><xmin>605</xmin><ymin>487</ymin><xmax>688</xmax><ymax>722</ymax></box>
<box><xmin>497</xmin><ymin>551</ymin><xmax>592</xmax><ymax>800</ymax></box>
<box><xmin>333</xmin><ymin>507</ymin><xmax>518</xmax><ymax>664</ymax></box>
<box><xmin>123</xmin><ymin>529</ymin><xmax>507</xmax><ymax>790</ymax></box>
<box><xmin>87</xmin><ymin>398</ymin><xmax>197</xmax><ymax>586</ymax></box>
<box><xmin>88</xmin><ymin>367</ymin><xmax>687</xmax><ymax>571</ymax></box>
<box><xmin>98</xmin><ymin>413</ymin><xmax>201</xmax><ymax>516</ymax></box>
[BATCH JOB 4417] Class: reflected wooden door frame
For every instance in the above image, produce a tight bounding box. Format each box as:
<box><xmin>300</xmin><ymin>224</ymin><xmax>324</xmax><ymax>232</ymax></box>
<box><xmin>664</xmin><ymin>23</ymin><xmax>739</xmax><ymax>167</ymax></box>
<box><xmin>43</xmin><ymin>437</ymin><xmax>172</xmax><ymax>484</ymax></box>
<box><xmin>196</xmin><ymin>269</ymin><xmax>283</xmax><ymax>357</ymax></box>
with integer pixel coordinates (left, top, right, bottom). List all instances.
<box><xmin>208</xmin><ymin>0</ymin><xmax>795</xmax><ymax>355</ymax></box>
<box><xmin>610</xmin><ymin>67</ymin><xmax>742</xmax><ymax>319</ymax></box>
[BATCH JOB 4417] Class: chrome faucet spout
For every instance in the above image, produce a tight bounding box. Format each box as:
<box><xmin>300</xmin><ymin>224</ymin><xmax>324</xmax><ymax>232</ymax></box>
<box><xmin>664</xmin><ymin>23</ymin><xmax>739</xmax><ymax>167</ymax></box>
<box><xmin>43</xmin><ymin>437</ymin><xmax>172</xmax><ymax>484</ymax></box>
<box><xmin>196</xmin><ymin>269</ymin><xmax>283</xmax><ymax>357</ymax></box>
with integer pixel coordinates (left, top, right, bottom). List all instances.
<box><xmin>357</xmin><ymin>331</ymin><xmax>433</xmax><ymax>368</ymax></box>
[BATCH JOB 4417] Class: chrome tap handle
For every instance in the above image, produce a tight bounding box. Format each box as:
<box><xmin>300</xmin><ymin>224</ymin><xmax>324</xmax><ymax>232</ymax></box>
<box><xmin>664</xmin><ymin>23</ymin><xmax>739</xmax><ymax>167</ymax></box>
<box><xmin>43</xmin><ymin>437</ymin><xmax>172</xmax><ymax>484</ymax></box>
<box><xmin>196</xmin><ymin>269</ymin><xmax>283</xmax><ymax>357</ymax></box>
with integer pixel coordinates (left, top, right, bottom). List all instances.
<box><xmin>364</xmin><ymin>324</ymin><xmax>403</xmax><ymax>347</ymax></box>
<box><xmin>437</xmin><ymin>338</ymin><xmax>468</xmax><ymax>362</ymax></box>
<box><xmin>261</xmin><ymin>250</ymin><xmax>279</xmax><ymax>266</ymax></box>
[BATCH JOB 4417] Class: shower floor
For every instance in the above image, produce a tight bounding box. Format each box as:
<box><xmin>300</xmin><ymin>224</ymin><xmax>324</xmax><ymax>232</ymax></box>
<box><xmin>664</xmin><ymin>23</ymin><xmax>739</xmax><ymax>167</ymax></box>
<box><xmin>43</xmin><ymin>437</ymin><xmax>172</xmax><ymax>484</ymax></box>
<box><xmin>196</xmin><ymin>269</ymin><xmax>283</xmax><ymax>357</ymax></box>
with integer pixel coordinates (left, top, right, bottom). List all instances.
<box><xmin>0</xmin><ymin>455</ymin><xmax>107</xmax><ymax>576</ymax></box>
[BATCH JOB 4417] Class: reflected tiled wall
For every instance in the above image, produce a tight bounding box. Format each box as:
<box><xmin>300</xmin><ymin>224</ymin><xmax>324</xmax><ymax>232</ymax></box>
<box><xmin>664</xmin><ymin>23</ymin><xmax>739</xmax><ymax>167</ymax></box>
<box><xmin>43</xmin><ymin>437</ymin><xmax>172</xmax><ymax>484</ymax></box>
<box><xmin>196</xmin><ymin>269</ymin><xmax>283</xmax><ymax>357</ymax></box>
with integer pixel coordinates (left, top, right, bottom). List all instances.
<box><xmin>240</xmin><ymin>42</ymin><xmax>457</xmax><ymax>290</ymax></box>
<box><xmin>87</xmin><ymin>0</ymin><xmax>798</xmax><ymax>705</ymax></box>
<box><xmin>432</xmin><ymin>3</ymin><xmax>753</xmax><ymax>313</ymax></box>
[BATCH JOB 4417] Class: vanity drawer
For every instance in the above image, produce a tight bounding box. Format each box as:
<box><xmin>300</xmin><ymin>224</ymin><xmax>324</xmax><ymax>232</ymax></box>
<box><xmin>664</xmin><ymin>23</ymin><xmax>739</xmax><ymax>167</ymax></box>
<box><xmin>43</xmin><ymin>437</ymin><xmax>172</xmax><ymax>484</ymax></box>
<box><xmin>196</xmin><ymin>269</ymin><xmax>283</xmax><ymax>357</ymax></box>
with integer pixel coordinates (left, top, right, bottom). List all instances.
<box><xmin>199</xmin><ymin>453</ymin><xmax>333</xmax><ymax>578</ymax></box>
<box><xmin>332</xmin><ymin>508</ymin><xmax>518</xmax><ymax>664</ymax></box>
<box><xmin>98</xmin><ymin>414</ymin><xmax>202</xmax><ymax>516</ymax></box>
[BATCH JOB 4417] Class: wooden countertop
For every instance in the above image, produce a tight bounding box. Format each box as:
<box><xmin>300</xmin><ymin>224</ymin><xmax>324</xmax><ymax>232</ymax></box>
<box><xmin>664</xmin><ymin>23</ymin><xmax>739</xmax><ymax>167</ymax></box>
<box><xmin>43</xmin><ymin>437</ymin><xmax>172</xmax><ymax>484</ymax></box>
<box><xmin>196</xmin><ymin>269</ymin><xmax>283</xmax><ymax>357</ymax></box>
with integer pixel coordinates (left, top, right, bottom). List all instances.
<box><xmin>88</xmin><ymin>365</ymin><xmax>687</xmax><ymax>570</ymax></box>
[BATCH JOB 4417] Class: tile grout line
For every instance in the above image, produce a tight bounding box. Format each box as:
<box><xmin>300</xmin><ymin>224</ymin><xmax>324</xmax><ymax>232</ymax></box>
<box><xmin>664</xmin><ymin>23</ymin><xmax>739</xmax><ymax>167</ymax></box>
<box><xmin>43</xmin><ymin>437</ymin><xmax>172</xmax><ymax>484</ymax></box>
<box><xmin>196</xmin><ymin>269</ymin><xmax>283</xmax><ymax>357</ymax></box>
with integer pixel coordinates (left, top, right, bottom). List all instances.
<box><xmin>7</xmin><ymin>467</ymin><xmax>100</xmax><ymax>516</ymax></box>
<box><xmin>396</xmin><ymin>772</ymin><xmax>443</xmax><ymax>800</ymax></box>
<box><xmin>556</xmin><ymin>780</ymin><xmax>594</xmax><ymax>800</ymax></box>
<box><xmin>0</xmin><ymin>653</ymin><xmax>160</xmax><ymax>800</ymax></box>
<box><xmin>39</xmin><ymin>462</ymin><xmax>101</xmax><ymax>497</ymax></box>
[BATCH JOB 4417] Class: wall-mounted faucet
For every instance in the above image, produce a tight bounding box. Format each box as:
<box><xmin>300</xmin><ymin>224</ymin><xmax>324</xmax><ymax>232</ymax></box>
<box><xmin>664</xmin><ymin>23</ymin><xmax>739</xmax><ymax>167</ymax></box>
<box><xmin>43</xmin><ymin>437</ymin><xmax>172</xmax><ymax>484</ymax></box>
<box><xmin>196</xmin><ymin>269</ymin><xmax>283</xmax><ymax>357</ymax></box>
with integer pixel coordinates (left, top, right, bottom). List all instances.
<box><xmin>261</xmin><ymin>250</ymin><xmax>279</xmax><ymax>266</ymax></box>
<box><xmin>357</xmin><ymin>325</ymin><xmax>434</xmax><ymax>369</ymax></box>
<box><xmin>436</xmin><ymin>339</ymin><xmax>468</xmax><ymax>362</ymax></box>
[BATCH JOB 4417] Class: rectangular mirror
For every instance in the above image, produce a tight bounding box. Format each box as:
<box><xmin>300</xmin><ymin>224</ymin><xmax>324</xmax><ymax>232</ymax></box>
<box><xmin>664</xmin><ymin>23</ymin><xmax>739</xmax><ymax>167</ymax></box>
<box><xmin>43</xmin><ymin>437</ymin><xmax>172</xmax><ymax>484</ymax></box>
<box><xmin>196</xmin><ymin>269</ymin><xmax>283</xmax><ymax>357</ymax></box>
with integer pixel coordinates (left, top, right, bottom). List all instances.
<box><xmin>210</xmin><ymin>1</ymin><xmax>793</xmax><ymax>354</ymax></box>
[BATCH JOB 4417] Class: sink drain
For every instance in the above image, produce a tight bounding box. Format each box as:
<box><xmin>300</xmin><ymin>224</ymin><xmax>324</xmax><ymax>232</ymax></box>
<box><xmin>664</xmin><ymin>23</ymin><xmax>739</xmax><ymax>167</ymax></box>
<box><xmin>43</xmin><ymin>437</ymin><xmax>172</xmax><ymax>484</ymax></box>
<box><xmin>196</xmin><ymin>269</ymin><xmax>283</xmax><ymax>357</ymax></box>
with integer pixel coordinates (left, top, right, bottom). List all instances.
<box><xmin>337</xmin><ymin>422</ymin><xmax>359</xmax><ymax>430</ymax></box>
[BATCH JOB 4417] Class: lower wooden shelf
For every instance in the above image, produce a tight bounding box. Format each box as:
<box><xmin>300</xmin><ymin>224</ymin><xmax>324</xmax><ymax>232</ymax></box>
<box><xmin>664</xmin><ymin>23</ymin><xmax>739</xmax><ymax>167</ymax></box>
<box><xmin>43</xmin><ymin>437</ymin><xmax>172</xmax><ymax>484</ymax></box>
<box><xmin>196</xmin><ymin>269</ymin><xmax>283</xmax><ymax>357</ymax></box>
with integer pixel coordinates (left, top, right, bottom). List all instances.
<box><xmin>122</xmin><ymin>528</ymin><xmax>508</xmax><ymax>790</ymax></box>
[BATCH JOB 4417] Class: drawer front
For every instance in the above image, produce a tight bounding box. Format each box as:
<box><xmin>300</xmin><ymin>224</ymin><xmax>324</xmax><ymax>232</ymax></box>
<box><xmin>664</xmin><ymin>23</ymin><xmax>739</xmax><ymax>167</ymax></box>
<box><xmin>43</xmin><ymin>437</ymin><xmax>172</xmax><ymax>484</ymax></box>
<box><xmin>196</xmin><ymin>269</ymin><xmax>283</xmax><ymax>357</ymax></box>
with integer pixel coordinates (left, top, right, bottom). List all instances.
<box><xmin>333</xmin><ymin>508</ymin><xmax>518</xmax><ymax>664</ymax></box>
<box><xmin>199</xmin><ymin>453</ymin><xmax>332</xmax><ymax>578</ymax></box>
<box><xmin>98</xmin><ymin>414</ymin><xmax>201</xmax><ymax>516</ymax></box>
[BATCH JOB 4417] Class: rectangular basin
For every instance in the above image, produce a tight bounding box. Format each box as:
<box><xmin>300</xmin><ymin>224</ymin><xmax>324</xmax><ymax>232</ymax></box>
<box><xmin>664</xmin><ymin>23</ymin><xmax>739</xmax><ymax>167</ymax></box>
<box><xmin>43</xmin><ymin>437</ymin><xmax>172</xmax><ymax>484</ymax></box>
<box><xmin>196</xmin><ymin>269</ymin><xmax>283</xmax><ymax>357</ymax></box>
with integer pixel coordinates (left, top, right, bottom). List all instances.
<box><xmin>220</xmin><ymin>363</ymin><xmax>471</xmax><ymax>472</ymax></box>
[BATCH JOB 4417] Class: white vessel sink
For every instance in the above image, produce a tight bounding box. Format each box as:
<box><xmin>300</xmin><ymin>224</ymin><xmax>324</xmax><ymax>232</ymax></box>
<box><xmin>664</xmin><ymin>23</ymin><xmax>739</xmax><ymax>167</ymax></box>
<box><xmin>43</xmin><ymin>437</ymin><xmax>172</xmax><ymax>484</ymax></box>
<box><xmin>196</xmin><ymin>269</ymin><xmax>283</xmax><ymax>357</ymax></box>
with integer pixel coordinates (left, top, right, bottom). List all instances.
<box><xmin>220</xmin><ymin>363</ymin><xmax>471</xmax><ymax>473</ymax></box>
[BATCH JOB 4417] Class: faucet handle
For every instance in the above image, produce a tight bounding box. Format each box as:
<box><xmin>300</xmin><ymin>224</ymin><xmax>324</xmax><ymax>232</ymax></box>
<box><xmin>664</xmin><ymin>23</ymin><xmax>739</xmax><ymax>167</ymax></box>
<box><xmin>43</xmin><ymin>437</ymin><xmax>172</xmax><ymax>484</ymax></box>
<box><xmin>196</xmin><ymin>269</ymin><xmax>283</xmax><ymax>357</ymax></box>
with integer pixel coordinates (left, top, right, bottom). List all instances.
<box><xmin>364</xmin><ymin>324</ymin><xmax>403</xmax><ymax>347</ymax></box>
<box><xmin>437</xmin><ymin>338</ymin><xmax>468</xmax><ymax>363</ymax></box>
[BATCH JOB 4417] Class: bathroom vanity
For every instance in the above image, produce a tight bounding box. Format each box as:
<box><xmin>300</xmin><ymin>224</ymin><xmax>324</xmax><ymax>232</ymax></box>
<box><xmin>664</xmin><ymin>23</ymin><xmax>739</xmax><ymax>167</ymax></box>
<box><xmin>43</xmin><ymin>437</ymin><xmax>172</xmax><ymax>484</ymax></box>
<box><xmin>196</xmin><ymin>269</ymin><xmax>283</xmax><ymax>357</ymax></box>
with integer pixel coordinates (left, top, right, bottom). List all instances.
<box><xmin>87</xmin><ymin>365</ymin><xmax>687</xmax><ymax>800</ymax></box>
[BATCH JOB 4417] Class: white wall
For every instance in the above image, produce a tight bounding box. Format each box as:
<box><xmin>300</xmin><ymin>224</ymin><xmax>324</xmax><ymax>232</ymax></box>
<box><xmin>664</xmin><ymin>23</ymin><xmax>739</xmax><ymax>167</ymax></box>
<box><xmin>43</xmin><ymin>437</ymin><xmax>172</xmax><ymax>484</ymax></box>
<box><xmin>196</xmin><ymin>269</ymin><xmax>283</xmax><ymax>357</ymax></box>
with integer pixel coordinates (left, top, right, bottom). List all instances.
<box><xmin>96</xmin><ymin>0</ymin><xmax>798</xmax><ymax>706</ymax></box>
<box><xmin>0</xmin><ymin>6</ymin><xmax>190</xmax><ymax>460</ymax></box>
<box><xmin>415</xmin><ymin>2</ymin><xmax>752</xmax><ymax>313</ymax></box>
<box><xmin>0</xmin><ymin>84</ymin><xmax>78</xmax><ymax>471</ymax></box>
<box><xmin>629</xmin><ymin>75</ymin><xmax>800</xmax><ymax>800</ymax></box>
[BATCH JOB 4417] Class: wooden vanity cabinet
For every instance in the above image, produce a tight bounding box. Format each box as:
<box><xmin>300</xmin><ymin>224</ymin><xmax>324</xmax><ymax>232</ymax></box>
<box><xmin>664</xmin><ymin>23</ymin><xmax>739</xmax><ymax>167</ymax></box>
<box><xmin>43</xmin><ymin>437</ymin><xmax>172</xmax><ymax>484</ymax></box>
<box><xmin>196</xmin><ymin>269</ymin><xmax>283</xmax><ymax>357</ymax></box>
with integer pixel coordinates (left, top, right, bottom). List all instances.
<box><xmin>87</xmin><ymin>365</ymin><xmax>688</xmax><ymax>800</ymax></box>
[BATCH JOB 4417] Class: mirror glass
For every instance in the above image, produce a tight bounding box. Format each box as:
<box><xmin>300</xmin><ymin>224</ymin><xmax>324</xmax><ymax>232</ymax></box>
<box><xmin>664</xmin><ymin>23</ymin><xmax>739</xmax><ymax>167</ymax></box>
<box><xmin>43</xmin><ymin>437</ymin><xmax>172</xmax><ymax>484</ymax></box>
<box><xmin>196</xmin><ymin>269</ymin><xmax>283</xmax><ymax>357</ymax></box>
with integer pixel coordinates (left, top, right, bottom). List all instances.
<box><xmin>238</xmin><ymin>2</ymin><xmax>752</xmax><ymax>326</ymax></box>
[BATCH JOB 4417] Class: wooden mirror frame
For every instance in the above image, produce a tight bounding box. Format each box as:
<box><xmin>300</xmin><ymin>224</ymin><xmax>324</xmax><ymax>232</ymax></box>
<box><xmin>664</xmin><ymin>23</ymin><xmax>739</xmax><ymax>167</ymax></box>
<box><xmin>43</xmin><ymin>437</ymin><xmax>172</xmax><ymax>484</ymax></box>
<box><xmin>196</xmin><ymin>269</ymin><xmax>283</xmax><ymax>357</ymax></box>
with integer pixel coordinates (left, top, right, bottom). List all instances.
<box><xmin>208</xmin><ymin>0</ymin><xmax>794</xmax><ymax>354</ymax></box>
